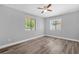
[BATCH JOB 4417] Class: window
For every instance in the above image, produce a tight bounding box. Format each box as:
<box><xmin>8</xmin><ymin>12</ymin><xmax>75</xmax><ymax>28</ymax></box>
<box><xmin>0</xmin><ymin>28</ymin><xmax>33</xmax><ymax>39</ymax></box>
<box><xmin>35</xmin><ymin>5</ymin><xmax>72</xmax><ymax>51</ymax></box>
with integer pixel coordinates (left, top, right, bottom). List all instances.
<box><xmin>24</xmin><ymin>16</ymin><xmax>36</xmax><ymax>30</ymax></box>
<box><xmin>50</xmin><ymin>19</ymin><xmax>62</xmax><ymax>31</ymax></box>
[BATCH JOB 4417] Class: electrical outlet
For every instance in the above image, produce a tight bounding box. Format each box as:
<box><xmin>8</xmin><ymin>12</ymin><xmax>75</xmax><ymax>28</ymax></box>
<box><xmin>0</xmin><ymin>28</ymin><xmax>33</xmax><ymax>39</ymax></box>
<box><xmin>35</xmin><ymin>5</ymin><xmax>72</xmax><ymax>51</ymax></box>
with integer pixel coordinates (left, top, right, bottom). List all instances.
<box><xmin>7</xmin><ymin>39</ymin><xmax>11</xmax><ymax>42</ymax></box>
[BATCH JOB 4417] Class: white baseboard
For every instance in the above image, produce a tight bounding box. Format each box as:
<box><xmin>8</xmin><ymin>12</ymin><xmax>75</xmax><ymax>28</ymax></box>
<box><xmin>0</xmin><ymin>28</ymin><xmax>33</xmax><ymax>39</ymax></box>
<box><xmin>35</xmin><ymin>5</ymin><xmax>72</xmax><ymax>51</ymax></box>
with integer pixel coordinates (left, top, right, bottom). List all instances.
<box><xmin>46</xmin><ymin>35</ymin><xmax>79</xmax><ymax>42</ymax></box>
<box><xmin>0</xmin><ymin>34</ymin><xmax>79</xmax><ymax>49</ymax></box>
<box><xmin>0</xmin><ymin>35</ymin><xmax>44</xmax><ymax>49</ymax></box>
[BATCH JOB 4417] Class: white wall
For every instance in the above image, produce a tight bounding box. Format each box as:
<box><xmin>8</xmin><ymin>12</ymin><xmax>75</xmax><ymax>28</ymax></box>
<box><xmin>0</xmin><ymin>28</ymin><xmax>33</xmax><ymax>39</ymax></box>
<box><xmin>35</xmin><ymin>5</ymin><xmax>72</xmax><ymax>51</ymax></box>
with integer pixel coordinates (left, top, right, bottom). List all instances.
<box><xmin>0</xmin><ymin>5</ymin><xmax>79</xmax><ymax>47</ymax></box>
<box><xmin>44</xmin><ymin>11</ymin><xmax>79</xmax><ymax>40</ymax></box>
<box><xmin>0</xmin><ymin>5</ymin><xmax>44</xmax><ymax>46</ymax></box>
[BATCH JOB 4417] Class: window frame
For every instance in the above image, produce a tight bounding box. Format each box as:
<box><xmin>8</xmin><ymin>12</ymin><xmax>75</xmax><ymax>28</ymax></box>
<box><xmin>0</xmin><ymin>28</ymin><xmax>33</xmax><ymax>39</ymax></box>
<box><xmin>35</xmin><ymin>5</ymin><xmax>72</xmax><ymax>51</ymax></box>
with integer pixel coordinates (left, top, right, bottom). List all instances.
<box><xmin>50</xmin><ymin>18</ymin><xmax>62</xmax><ymax>31</ymax></box>
<box><xmin>24</xmin><ymin>16</ymin><xmax>36</xmax><ymax>31</ymax></box>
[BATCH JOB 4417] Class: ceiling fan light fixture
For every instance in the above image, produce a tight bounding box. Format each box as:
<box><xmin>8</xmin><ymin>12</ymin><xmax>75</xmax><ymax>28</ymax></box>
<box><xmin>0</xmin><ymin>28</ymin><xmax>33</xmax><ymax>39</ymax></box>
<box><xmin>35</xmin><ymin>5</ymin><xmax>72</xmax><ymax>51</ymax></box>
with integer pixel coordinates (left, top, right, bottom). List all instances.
<box><xmin>44</xmin><ymin>9</ymin><xmax>47</xmax><ymax>12</ymax></box>
<box><xmin>38</xmin><ymin>4</ymin><xmax>52</xmax><ymax>13</ymax></box>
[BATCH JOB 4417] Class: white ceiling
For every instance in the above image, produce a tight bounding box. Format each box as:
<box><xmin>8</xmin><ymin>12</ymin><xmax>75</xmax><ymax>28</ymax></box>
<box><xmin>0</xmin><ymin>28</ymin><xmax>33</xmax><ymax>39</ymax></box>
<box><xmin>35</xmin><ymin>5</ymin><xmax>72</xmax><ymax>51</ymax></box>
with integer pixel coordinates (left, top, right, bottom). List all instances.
<box><xmin>4</xmin><ymin>4</ymin><xmax>79</xmax><ymax>18</ymax></box>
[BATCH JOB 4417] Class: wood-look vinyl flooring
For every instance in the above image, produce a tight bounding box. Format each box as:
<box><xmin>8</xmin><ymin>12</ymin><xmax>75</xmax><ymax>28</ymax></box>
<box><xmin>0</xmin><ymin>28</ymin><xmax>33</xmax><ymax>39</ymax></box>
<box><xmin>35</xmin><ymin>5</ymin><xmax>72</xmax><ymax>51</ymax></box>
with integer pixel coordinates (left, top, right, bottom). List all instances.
<box><xmin>0</xmin><ymin>36</ymin><xmax>79</xmax><ymax>54</ymax></box>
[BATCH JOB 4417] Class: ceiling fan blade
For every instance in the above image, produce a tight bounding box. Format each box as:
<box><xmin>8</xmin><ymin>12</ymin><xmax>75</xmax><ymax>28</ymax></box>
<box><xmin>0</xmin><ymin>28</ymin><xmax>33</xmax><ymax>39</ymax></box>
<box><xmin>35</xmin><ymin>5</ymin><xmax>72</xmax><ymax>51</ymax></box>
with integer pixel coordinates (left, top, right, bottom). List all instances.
<box><xmin>47</xmin><ymin>4</ymin><xmax>52</xmax><ymax>8</ymax></box>
<box><xmin>41</xmin><ymin>11</ymin><xmax>44</xmax><ymax>13</ymax></box>
<box><xmin>38</xmin><ymin>7</ymin><xmax>43</xmax><ymax>9</ymax></box>
<box><xmin>47</xmin><ymin>9</ymin><xmax>52</xmax><ymax>11</ymax></box>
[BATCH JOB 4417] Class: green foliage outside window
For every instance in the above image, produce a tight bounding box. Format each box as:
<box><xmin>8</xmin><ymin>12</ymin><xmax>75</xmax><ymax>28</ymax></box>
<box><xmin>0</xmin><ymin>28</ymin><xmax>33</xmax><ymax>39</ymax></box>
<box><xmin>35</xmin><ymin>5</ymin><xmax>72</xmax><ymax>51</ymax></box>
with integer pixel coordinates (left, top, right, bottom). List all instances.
<box><xmin>24</xmin><ymin>16</ymin><xmax>36</xmax><ymax>30</ymax></box>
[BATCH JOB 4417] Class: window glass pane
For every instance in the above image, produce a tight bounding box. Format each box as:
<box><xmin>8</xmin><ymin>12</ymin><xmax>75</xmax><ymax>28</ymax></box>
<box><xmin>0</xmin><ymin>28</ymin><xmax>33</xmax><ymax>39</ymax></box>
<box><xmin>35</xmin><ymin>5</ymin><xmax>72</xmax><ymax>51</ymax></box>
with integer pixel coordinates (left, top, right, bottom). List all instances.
<box><xmin>50</xmin><ymin>19</ymin><xmax>62</xmax><ymax>31</ymax></box>
<box><xmin>24</xmin><ymin>16</ymin><xmax>36</xmax><ymax>31</ymax></box>
<box><xmin>56</xmin><ymin>19</ymin><xmax>62</xmax><ymax>31</ymax></box>
<box><xmin>30</xmin><ymin>19</ymin><xmax>36</xmax><ymax>30</ymax></box>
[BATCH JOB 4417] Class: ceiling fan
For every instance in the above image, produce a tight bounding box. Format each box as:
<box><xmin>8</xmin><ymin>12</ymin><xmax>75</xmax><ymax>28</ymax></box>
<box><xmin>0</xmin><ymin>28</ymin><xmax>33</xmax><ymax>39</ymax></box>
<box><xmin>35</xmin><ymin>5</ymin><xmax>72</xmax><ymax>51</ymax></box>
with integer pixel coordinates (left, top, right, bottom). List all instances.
<box><xmin>38</xmin><ymin>4</ymin><xmax>52</xmax><ymax>13</ymax></box>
